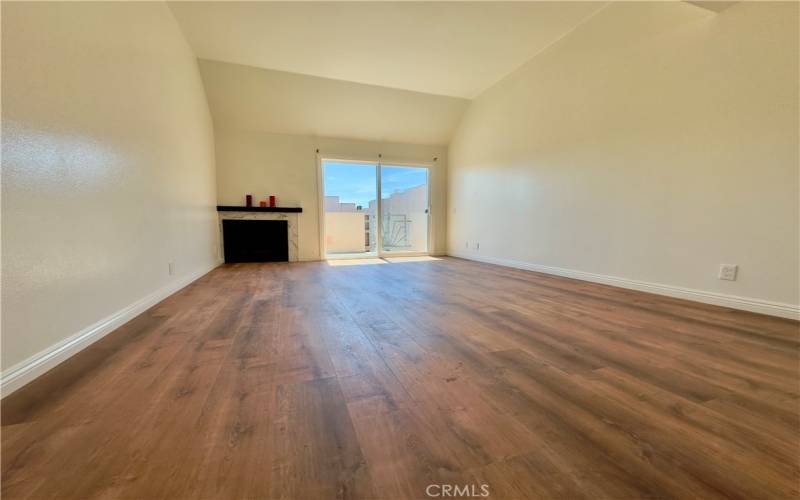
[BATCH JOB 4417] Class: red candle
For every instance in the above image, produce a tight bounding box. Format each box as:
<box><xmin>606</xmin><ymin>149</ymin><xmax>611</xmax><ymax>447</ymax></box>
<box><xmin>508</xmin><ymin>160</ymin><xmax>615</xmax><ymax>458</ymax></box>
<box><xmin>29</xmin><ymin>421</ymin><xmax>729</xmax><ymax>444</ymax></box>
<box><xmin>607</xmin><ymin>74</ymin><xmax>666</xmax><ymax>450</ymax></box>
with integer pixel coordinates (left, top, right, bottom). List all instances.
<box><xmin>259</xmin><ymin>201</ymin><xmax>267</xmax><ymax>208</ymax></box>
<box><xmin>245</xmin><ymin>194</ymin><xmax>252</xmax><ymax>207</ymax></box>
<box><xmin>269</xmin><ymin>195</ymin><xmax>276</xmax><ymax>208</ymax></box>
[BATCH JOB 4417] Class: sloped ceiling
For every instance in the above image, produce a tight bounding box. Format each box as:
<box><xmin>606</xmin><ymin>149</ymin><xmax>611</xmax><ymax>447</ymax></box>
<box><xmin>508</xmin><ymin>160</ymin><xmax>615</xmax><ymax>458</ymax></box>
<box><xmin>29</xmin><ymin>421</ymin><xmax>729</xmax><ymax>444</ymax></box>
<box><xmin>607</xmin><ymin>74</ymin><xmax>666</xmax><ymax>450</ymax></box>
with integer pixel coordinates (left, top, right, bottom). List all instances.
<box><xmin>170</xmin><ymin>1</ymin><xmax>605</xmax><ymax>99</ymax></box>
<box><xmin>686</xmin><ymin>2</ymin><xmax>737</xmax><ymax>13</ymax></box>
<box><xmin>198</xmin><ymin>59</ymin><xmax>469</xmax><ymax>145</ymax></box>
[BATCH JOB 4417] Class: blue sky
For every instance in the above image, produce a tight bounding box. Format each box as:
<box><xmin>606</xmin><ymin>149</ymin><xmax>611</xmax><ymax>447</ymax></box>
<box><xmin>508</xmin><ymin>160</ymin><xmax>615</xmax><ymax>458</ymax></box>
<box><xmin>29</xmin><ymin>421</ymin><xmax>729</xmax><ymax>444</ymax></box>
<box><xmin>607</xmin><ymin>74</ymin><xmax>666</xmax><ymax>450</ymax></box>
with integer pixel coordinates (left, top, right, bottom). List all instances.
<box><xmin>323</xmin><ymin>161</ymin><xmax>427</xmax><ymax>207</ymax></box>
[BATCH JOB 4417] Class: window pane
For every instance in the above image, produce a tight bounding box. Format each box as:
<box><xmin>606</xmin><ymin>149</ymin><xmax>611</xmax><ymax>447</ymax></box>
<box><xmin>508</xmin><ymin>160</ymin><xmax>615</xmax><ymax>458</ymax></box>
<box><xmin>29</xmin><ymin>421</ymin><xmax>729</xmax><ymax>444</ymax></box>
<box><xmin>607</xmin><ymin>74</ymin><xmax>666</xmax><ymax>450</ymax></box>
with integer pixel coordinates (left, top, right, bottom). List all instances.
<box><xmin>323</xmin><ymin>161</ymin><xmax>377</xmax><ymax>257</ymax></box>
<box><xmin>380</xmin><ymin>165</ymin><xmax>428</xmax><ymax>253</ymax></box>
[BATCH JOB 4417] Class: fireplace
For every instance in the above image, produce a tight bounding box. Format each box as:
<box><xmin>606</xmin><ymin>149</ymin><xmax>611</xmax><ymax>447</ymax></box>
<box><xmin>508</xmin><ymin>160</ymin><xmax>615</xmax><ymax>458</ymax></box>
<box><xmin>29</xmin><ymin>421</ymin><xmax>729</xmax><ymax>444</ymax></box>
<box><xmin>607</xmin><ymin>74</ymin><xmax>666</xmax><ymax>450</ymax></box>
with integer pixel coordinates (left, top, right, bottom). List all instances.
<box><xmin>217</xmin><ymin>207</ymin><xmax>300</xmax><ymax>262</ymax></box>
<box><xmin>222</xmin><ymin>219</ymin><xmax>288</xmax><ymax>263</ymax></box>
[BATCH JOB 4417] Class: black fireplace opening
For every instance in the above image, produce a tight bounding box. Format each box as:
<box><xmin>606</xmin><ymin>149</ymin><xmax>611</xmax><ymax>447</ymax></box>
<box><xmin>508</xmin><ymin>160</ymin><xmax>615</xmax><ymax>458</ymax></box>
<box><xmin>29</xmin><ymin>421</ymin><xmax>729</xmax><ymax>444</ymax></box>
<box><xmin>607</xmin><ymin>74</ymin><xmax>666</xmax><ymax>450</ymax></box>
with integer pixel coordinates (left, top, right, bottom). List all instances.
<box><xmin>222</xmin><ymin>219</ymin><xmax>289</xmax><ymax>263</ymax></box>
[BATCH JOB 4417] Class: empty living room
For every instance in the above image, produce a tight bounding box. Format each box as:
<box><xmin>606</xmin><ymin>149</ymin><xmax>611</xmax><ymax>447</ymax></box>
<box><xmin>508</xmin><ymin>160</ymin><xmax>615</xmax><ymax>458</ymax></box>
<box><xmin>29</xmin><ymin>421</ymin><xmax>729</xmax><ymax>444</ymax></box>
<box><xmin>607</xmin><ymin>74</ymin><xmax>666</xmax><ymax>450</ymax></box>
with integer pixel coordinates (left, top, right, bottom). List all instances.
<box><xmin>2</xmin><ymin>1</ymin><xmax>798</xmax><ymax>499</ymax></box>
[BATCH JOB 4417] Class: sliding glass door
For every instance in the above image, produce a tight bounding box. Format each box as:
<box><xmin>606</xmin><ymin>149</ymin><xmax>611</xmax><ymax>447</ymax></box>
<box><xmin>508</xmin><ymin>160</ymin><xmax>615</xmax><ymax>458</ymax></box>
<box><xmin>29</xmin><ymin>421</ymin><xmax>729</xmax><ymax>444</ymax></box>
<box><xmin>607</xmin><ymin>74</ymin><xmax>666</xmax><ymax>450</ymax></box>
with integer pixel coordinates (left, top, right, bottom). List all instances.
<box><xmin>380</xmin><ymin>165</ymin><xmax>429</xmax><ymax>254</ymax></box>
<box><xmin>322</xmin><ymin>159</ymin><xmax>429</xmax><ymax>258</ymax></box>
<box><xmin>322</xmin><ymin>160</ymin><xmax>378</xmax><ymax>258</ymax></box>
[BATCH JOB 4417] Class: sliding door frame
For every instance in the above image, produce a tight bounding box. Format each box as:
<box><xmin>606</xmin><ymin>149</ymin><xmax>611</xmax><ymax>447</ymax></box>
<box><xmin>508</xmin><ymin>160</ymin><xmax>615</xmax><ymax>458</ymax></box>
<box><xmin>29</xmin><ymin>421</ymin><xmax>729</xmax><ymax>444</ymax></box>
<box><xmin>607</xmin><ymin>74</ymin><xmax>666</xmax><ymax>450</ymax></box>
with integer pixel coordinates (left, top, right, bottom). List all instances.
<box><xmin>377</xmin><ymin>160</ymin><xmax>432</xmax><ymax>258</ymax></box>
<box><xmin>316</xmin><ymin>154</ymin><xmax>432</xmax><ymax>260</ymax></box>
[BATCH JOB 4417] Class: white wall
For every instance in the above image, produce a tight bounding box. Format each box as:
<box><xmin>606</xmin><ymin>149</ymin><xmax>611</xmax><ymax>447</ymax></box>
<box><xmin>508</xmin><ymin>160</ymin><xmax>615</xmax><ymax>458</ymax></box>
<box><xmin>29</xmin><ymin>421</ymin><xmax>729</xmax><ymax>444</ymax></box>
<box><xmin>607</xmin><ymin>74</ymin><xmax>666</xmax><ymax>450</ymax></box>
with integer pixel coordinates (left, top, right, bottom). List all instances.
<box><xmin>1</xmin><ymin>2</ymin><xmax>219</xmax><ymax>384</ymax></box>
<box><xmin>215</xmin><ymin>128</ymin><xmax>447</xmax><ymax>260</ymax></box>
<box><xmin>448</xmin><ymin>2</ymin><xmax>799</xmax><ymax>315</ymax></box>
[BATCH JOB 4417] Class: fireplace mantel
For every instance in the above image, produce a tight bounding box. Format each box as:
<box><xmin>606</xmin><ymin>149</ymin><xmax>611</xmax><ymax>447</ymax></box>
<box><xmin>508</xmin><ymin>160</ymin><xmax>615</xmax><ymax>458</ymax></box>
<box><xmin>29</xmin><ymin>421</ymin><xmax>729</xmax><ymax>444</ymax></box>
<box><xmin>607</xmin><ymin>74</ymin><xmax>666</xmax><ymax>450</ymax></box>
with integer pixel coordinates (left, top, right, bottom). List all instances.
<box><xmin>217</xmin><ymin>206</ymin><xmax>302</xmax><ymax>213</ymax></box>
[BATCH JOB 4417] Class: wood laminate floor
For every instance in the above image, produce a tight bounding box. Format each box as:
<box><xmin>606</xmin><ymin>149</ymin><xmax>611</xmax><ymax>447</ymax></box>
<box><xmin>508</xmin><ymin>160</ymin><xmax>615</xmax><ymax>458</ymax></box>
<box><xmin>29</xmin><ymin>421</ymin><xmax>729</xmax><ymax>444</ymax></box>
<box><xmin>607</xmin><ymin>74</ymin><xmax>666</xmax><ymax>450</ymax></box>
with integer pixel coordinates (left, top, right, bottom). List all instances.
<box><xmin>2</xmin><ymin>257</ymin><xmax>799</xmax><ymax>499</ymax></box>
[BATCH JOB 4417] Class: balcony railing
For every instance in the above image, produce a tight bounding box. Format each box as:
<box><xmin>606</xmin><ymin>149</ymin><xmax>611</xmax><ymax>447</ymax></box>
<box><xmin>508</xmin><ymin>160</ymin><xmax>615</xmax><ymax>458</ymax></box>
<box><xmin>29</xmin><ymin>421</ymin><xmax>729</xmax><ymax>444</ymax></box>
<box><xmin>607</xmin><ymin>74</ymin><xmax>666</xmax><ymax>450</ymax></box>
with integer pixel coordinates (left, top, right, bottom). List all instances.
<box><xmin>325</xmin><ymin>211</ymin><xmax>424</xmax><ymax>254</ymax></box>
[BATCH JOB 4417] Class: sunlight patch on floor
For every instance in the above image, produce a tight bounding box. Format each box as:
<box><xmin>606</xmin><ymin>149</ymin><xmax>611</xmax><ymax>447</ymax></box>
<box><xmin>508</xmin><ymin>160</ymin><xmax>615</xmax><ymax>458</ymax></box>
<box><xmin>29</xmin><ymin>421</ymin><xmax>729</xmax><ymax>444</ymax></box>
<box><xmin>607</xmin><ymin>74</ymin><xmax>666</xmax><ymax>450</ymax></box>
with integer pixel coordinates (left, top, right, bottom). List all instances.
<box><xmin>327</xmin><ymin>256</ymin><xmax>441</xmax><ymax>266</ymax></box>
<box><xmin>382</xmin><ymin>256</ymin><xmax>442</xmax><ymax>263</ymax></box>
<box><xmin>327</xmin><ymin>258</ymin><xmax>387</xmax><ymax>266</ymax></box>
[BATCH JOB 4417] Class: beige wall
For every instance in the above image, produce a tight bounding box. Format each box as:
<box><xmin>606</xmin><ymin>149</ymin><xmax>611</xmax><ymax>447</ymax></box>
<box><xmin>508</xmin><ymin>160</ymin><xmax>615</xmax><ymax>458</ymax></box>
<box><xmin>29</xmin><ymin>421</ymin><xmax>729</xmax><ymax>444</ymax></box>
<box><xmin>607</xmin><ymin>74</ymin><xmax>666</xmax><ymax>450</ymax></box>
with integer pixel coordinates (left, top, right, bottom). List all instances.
<box><xmin>448</xmin><ymin>2</ymin><xmax>799</xmax><ymax>311</ymax></box>
<box><xmin>215</xmin><ymin>128</ymin><xmax>447</xmax><ymax>260</ymax></box>
<box><xmin>2</xmin><ymin>3</ymin><xmax>219</xmax><ymax>376</ymax></box>
<box><xmin>325</xmin><ymin>213</ymin><xmax>368</xmax><ymax>254</ymax></box>
<box><xmin>202</xmin><ymin>58</ymin><xmax>453</xmax><ymax>260</ymax></box>
<box><xmin>169</xmin><ymin>2</ymin><xmax>603</xmax><ymax>99</ymax></box>
<box><xmin>199</xmin><ymin>59</ymin><xmax>469</xmax><ymax>145</ymax></box>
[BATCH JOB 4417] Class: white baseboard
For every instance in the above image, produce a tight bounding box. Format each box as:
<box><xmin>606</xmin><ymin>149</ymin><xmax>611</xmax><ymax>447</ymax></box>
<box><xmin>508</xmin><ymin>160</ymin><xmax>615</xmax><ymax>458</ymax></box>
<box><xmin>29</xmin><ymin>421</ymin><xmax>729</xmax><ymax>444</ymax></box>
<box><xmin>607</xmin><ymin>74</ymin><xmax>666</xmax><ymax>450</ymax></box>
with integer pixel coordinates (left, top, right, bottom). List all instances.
<box><xmin>1</xmin><ymin>262</ymin><xmax>219</xmax><ymax>398</ymax></box>
<box><xmin>448</xmin><ymin>251</ymin><xmax>799</xmax><ymax>320</ymax></box>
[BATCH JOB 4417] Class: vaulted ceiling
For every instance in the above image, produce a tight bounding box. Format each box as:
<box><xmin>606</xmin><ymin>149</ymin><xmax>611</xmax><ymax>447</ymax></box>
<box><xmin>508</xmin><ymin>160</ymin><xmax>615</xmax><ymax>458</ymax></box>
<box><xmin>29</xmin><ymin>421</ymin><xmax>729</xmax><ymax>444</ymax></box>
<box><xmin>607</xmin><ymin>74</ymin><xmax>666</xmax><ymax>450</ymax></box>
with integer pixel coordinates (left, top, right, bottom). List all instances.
<box><xmin>169</xmin><ymin>1</ymin><xmax>605</xmax><ymax>99</ymax></box>
<box><xmin>198</xmin><ymin>59</ymin><xmax>469</xmax><ymax>145</ymax></box>
<box><xmin>168</xmin><ymin>2</ymin><xmax>720</xmax><ymax>145</ymax></box>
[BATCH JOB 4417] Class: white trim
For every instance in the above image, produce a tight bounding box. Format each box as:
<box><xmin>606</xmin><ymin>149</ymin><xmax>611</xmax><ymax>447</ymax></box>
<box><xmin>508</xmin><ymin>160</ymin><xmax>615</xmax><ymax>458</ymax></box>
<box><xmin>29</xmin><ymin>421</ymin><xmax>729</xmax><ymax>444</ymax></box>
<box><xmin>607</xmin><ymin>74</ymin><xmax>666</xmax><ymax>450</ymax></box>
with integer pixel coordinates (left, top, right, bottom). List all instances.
<box><xmin>448</xmin><ymin>251</ymin><xmax>800</xmax><ymax>320</ymax></box>
<box><xmin>0</xmin><ymin>262</ymin><xmax>219</xmax><ymax>398</ymax></box>
<box><xmin>315</xmin><ymin>153</ymin><xmax>325</xmax><ymax>260</ymax></box>
<box><xmin>376</xmin><ymin>159</ymin><xmax>383</xmax><ymax>256</ymax></box>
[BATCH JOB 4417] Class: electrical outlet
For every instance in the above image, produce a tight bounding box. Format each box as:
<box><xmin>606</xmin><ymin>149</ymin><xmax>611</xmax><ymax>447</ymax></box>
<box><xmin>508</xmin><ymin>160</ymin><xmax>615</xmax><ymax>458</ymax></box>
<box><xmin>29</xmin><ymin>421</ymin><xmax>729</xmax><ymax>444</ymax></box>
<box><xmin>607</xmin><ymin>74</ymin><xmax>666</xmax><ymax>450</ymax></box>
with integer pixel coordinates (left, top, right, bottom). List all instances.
<box><xmin>476</xmin><ymin>242</ymin><xmax>480</xmax><ymax>251</ymax></box>
<box><xmin>719</xmin><ymin>264</ymin><xmax>737</xmax><ymax>281</ymax></box>
<box><xmin>168</xmin><ymin>262</ymin><xmax>175</xmax><ymax>276</ymax></box>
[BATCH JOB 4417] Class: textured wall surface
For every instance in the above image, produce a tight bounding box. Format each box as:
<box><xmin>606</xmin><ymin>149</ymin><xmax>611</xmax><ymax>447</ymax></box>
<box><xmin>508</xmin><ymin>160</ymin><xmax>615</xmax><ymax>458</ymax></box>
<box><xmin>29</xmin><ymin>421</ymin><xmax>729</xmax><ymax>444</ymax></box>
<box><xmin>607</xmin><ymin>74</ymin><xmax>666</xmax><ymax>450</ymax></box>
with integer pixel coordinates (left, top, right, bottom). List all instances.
<box><xmin>2</xmin><ymin>2</ymin><xmax>219</xmax><ymax>370</ymax></box>
<box><xmin>448</xmin><ymin>2</ymin><xmax>799</xmax><ymax>307</ymax></box>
